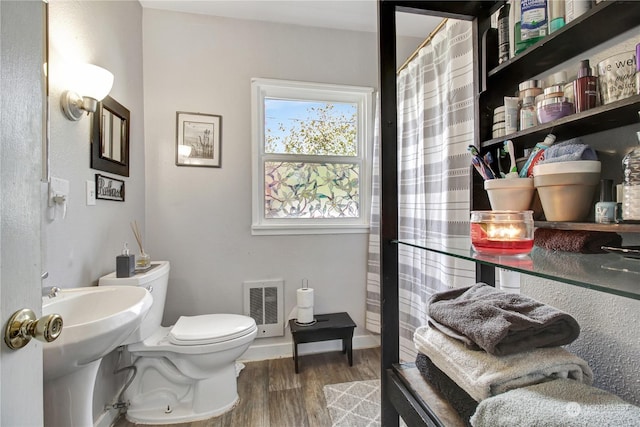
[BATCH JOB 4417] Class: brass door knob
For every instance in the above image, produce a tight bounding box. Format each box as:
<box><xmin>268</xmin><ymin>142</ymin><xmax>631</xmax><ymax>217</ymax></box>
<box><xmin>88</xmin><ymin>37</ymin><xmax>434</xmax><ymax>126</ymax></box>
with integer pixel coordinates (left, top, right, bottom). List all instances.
<box><xmin>4</xmin><ymin>309</ymin><xmax>63</xmax><ymax>350</ymax></box>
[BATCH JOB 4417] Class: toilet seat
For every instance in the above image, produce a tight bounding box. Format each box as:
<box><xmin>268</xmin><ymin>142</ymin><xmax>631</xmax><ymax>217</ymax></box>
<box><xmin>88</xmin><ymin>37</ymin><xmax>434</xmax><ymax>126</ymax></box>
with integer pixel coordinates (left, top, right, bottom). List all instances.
<box><xmin>169</xmin><ymin>314</ymin><xmax>256</xmax><ymax>345</ymax></box>
<box><xmin>128</xmin><ymin>316</ymin><xmax>257</xmax><ymax>356</ymax></box>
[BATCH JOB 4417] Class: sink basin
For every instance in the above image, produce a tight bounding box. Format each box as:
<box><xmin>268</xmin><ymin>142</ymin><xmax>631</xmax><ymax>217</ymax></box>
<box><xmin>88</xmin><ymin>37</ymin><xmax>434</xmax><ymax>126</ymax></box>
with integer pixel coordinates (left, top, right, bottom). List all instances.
<box><xmin>42</xmin><ymin>285</ymin><xmax>152</xmax><ymax>427</ymax></box>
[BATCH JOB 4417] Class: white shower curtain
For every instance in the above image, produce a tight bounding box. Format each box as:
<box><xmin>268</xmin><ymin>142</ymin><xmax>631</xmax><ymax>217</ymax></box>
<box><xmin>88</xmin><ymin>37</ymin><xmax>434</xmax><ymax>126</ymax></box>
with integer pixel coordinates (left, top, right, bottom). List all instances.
<box><xmin>366</xmin><ymin>20</ymin><xmax>477</xmax><ymax>361</ymax></box>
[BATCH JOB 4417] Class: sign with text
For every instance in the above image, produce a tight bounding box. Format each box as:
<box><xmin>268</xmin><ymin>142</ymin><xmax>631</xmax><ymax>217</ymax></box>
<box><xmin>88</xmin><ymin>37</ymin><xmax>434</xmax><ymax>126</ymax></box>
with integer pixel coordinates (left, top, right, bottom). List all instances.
<box><xmin>96</xmin><ymin>173</ymin><xmax>125</xmax><ymax>202</ymax></box>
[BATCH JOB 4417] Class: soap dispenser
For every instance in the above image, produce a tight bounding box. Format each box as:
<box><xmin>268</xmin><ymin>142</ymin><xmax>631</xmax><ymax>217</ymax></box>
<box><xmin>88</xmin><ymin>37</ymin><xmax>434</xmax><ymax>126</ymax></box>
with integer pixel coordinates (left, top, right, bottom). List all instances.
<box><xmin>116</xmin><ymin>243</ymin><xmax>135</xmax><ymax>278</ymax></box>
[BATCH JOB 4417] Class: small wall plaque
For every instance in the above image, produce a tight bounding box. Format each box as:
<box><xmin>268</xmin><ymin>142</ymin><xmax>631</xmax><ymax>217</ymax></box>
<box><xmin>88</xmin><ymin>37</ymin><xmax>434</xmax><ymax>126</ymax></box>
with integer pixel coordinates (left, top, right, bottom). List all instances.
<box><xmin>95</xmin><ymin>173</ymin><xmax>125</xmax><ymax>202</ymax></box>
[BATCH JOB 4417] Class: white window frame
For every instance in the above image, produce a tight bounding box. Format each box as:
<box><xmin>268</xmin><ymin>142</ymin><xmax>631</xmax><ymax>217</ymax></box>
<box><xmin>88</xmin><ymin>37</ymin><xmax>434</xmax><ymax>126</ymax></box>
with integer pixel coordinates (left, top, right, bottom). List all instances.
<box><xmin>251</xmin><ymin>78</ymin><xmax>373</xmax><ymax>235</ymax></box>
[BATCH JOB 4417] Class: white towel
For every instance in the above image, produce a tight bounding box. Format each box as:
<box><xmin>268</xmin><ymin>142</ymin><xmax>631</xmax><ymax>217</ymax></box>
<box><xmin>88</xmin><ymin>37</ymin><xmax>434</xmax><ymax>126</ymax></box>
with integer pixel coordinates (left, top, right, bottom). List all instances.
<box><xmin>470</xmin><ymin>378</ymin><xmax>640</xmax><ymax>427</ymax></box>
<box><xmin>414</xmin><ymin>324</ymin><xmax>593</xmax><ymax>402</ymax></box>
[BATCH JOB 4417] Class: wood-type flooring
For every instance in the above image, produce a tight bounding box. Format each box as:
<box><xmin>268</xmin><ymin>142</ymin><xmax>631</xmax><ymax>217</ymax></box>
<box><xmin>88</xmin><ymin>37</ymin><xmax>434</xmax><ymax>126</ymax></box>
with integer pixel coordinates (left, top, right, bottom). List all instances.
<box><xmin>114</xmin><ymin>346</ymin><xmax>381</xmax><ymax>427</ymax></box>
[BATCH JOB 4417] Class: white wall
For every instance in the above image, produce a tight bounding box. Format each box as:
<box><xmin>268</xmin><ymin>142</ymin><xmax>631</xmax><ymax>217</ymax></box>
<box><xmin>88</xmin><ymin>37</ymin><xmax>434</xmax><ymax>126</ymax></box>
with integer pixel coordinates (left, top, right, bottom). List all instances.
<box><xmin>141</xmin><ymin>9</ymin><xmax>421</xmax><ymax>356</ymax></box>
<box><xmin>523</xmin><ymin>278</ymin><xmax>640</xmax><ymax>405</ymax></box>
<box><xmin>45</xmin><ymin>0</ymin><xmax>145</xmax><ymax>424</ymax></box>
<box><xmin>46</xmin><ymin>0</ymin><xmax>145</xmax><ymax>289</ymax></box>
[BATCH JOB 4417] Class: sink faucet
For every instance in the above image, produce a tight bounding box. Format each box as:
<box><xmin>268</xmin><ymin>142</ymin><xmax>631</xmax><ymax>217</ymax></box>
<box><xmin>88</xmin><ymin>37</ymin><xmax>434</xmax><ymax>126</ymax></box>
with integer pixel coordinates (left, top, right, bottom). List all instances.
<box><xmin>42</xmin><ymin>286</ymin><xmax>61</xmax><ymax>298</ymax></box>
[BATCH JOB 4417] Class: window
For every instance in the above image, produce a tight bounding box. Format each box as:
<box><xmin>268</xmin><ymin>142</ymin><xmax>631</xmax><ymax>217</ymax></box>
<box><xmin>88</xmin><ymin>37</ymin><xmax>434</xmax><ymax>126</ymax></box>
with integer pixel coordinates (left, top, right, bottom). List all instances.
<box><xmin>251</xmin><ymin>79</ymin><xmax>373</xmax><ymax>235</ymax></box>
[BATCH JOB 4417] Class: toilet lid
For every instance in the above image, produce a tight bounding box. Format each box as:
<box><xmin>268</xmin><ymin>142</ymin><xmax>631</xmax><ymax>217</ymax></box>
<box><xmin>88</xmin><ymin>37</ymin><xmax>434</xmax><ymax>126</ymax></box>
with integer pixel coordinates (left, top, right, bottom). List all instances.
<box><xmin>169</xmin><ymin>314</ymin><xmax>256</xmax><ymax>345</ymax></box>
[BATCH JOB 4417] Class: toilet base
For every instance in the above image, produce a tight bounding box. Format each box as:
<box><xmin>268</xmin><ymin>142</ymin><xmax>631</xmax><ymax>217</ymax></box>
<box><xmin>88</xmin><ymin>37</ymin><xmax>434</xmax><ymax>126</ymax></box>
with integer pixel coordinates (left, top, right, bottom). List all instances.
<box><xmin>126</xmin><ymin>395</ymin><xmax>238</xmax><ymax>425</ymax></box>
<box><xmin>125</xmin><ymin>356</ymin><xmax>240</xmax><ymax>424</ymax></box>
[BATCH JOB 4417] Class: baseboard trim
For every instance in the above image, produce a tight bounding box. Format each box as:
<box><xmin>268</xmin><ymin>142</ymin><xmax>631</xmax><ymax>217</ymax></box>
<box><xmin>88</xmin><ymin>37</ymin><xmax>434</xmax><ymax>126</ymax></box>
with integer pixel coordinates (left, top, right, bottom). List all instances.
<box><xmin>239</xmin><ymin>333</ymin><xmax>380</xmax><ymax>362</ymax></box>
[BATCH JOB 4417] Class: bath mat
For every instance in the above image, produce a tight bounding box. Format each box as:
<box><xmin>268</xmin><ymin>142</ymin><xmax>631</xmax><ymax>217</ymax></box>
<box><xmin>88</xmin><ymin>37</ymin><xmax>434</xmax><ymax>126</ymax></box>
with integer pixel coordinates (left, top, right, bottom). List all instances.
<box><xmin>323</xmin><ymin>380</ymin><xmax>381</xmax><ymax>427</ymax></box>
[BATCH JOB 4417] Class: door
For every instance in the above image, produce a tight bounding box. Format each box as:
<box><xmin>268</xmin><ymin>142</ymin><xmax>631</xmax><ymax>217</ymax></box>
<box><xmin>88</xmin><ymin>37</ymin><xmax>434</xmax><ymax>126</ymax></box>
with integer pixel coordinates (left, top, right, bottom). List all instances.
<box><xmin>0</xmin><ymin>1</ymin><xmax>46</xmax><ymax>425</ymax></box>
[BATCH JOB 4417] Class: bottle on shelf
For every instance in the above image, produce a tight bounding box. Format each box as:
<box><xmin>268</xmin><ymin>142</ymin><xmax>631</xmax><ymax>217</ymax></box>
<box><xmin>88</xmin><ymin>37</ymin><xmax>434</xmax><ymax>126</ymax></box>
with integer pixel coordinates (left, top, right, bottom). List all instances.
<box><xmin>512</xmin><ymin>0</ymin><xmax>523</xmax><ymax>56</ymax></box>
<box><xmin>622</xmin><ymin>132</ymin><xmax>640</xmax><ymax>222</ymax></box>
<box><xmin>595</xmin><ymin>179</ymin><xmax>616</xmax><ymax>224</ymax></box>
<box><xmin>574</xmin><ymin>59</ymin><xmax>598</xmax><ymax>112</ymax></box>
<box><xmin>520</xmin><ymin>96</ymin><xmax>537</xmax><ymax>130</ymax></box>
<box><xmin>498</xmin><ymin>3</ymin><xmax>511</xmax><ymax>64</ymax></box>
<box><xmin>518</xmin><ymin>0</ymin><xmax>548</xmax><ymax>54</ymax></box>
<box><xmin>565</xmin><ymin>0</ymin><xmax>591</xmax><ymax>24</ymax></box>
<box><xmin>548</xmin><ymin>0</ymin><xmax>565</xmax><ymax>33</ymax></box>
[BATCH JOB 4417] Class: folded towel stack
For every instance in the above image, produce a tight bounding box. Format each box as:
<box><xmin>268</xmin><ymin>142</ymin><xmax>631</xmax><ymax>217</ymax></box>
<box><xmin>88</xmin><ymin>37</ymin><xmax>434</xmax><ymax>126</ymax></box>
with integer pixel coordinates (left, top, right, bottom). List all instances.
<box><xmin>413</xmin><ymin>324</ymin><xmax>593</xmax><ymax>402</ymax></box>
<box><xmin>415</xmin><ymin>353</ymin><xmax>477</xmax><ymax>426</ymax></box>
<box><xmin>412</xmin><ymin>283</ymin><xmax>606</xmax><ymax>425</ymax></box>
<box><xmin>534</xmin><ymin>228</ymin><xmax>622</xmax><ymax>254</ymax></box>
<box><xmin>427</xmin><ymin>283</ymin><xmax>580</xmax><ymax>356</ymax></box>
<box><xmin>470</xmin><ymin>378</ymin><xmax>640</xmax><ymax>427</ymax></box>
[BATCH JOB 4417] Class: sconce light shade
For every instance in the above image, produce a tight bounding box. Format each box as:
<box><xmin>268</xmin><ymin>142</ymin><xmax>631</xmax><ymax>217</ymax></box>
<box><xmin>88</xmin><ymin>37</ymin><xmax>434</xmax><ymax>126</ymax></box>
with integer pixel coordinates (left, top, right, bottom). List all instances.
<box><xmin>61</xmin><ymin>64</ymin><xmax>114</xmax><ymax>121</ymax></box>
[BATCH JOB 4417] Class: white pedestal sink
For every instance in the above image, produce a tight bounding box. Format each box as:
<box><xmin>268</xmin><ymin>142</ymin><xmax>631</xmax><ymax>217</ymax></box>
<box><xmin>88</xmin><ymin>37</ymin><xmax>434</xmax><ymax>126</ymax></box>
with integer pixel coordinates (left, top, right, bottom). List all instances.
<box><xmin>42</xmin><ymin>285</ymin><xmax>152</xmax><ymax>427</ymax></box>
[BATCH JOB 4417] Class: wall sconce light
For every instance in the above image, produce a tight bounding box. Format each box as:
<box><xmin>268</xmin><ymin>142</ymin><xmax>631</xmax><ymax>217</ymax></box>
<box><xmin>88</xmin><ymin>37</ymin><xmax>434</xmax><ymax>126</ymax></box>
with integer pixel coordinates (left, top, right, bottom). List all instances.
<box><xmin>60</xmin><ymin>64</ymin><xmax>114</xmax><ymax>121</ymax></box>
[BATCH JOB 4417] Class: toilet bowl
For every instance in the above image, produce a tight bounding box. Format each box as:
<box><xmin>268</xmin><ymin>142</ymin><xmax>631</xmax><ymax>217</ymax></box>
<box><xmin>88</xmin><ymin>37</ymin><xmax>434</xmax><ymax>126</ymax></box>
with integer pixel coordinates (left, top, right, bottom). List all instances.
<box><xmin>98</xmin><ymin>261</ymin><xmax>257</xmax><ymax>424</ymax></box>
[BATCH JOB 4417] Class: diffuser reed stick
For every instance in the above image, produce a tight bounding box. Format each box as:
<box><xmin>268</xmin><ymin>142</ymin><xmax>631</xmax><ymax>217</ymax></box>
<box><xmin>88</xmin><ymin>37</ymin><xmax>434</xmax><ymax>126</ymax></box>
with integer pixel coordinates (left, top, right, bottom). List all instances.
<box><xmin>130</xmin><ymin>221</ymin><xmax>150</xmax><ymax>268</ymax></box>
<box><xmin>130</xmin><ymin>221</ymin><xmax>145</xmax><ymax>253</ymax></box>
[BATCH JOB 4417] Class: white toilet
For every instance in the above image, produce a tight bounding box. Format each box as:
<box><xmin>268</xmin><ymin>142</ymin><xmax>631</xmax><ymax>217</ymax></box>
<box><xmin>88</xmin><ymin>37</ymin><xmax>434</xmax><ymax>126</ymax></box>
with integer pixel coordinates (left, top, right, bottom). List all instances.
<box><xmin>98</xmin><ymin>261</ymin><xmax>257</xmax><ymax>424</ymax></box>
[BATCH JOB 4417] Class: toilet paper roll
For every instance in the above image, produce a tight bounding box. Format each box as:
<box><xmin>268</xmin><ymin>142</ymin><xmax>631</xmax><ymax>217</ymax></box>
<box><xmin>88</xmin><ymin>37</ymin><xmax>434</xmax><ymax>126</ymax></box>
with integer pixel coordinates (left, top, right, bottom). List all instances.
<box><xmin>296</xmin><ymin>288</ymin><xmax>314</xmax><ymax>324</ymax></box>
<box><xmin>297</xmin><ymin>288</ymin><xmax>314</xmax><ymax>308</ymax></box>
<box><xmin>297</xmin><ymin>306</ymin><xmax>314</xmax><ymax>324</ymax></box>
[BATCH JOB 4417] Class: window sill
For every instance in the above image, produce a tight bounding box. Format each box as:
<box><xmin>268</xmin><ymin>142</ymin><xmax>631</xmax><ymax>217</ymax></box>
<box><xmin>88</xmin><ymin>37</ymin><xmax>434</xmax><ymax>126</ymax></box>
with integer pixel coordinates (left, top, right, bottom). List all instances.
<box><xmin>251</xmin><ymin>223</ymin><xmax>370</xmax><ymax>236</ymax></box>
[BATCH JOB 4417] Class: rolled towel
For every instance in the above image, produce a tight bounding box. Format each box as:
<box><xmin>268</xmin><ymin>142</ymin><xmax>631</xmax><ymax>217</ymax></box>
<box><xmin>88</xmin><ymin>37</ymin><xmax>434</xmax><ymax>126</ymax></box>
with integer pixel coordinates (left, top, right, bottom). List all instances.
<box><xmin>415</xmin><ymin>353</ymin><xmax>477</xmax><ymax>426</ymax></box>
<box><xmin>538</xmin><ymin>139</ymin><xmax>598</xmax><ymax>164</ymax></box>
<box><xmin>413</xmin><ymin>324</ymin><xmax>593</xmax><ymax>402</ymax></box>
<box><xmin>534</xmin><ymin>228</ymin><xmax>622</xmax><ymax>254</ymax></box>
<box><xmin>428</xmin><ymin>283</ymin><xmax>580</xmax><ymax>356</ymax></box>
<box><xmin>470</xmin><ymin>378</ymin><xmax>640</xmax><ymax>427</ymax></box>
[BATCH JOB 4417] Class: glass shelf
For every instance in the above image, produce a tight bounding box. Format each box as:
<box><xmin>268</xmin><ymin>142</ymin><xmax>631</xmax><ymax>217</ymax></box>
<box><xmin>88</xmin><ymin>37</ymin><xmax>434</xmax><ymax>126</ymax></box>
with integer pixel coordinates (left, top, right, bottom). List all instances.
<box><xmin>395</xmin><ymin>238</ymin><xmax>640</xmax><ymax>301</ymax></box>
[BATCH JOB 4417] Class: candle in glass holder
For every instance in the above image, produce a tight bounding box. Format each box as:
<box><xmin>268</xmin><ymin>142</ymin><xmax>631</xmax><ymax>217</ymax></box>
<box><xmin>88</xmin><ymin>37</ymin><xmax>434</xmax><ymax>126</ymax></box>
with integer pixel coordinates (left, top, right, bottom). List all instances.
<box><xmin>470</xmin><ymin>211</ymin><xmax>534</xmax><ymax>256</ymax></box>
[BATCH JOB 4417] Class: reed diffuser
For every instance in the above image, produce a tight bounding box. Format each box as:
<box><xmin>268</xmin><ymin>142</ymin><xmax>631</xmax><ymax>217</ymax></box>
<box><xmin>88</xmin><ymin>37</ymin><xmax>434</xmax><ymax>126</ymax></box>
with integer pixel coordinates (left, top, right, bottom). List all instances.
<box><xmin>131</xmin><ymin>220</ymin><xmax>150</xmax><ymax>268</ymax></box>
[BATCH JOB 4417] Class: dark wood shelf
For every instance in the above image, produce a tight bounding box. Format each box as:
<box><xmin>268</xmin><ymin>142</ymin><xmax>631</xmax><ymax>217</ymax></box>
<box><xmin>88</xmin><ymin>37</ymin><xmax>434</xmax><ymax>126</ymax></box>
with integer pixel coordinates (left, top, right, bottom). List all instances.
<box><xmin>481</xmin><ymin>94</ymin><xmax>640</xmax><ymax>149</ymax></box>
<box><xmin>534</xmin><ymin>221</ymin><xmax>640</xmax><ymax>233</ymax></box>
<box><xmin>387</xmin><ymin>364</ymin><xmax>467</xmax><ymax>427</ymax></box>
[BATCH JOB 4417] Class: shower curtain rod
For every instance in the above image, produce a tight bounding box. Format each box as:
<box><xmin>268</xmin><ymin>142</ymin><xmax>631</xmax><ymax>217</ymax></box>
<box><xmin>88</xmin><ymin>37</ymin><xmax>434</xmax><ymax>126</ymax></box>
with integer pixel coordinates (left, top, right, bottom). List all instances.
<box><xmin>397</xmin><ymin>18</ymin><xmax>448</xmax><ymax>74</ymax></box>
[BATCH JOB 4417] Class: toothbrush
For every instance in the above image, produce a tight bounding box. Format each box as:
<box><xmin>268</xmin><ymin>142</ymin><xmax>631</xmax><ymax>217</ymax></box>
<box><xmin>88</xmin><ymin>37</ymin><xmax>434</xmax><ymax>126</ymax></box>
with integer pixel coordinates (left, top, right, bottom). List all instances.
<box><xmin>504</xmin><ymin>140</ymin><xmax>518</xmax><ymax>178</ymax></box>
<box><xmin>483</xmin><ymin>151</ymin><xmax>499</xmax><ymax>178</ymax></box>
<box><xmin>468</xmin><ymin>145</ymin><xmax>496</xmax><ymax>180</ymax></box>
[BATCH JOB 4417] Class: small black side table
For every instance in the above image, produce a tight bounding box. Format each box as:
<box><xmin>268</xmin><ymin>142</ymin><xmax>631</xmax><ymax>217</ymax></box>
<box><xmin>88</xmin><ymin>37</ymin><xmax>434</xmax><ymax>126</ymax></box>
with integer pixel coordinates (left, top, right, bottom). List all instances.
<box><xmin>289</xmin><ymin>312</ymin><xmax>356</xmax><ymax>374</ymax></box>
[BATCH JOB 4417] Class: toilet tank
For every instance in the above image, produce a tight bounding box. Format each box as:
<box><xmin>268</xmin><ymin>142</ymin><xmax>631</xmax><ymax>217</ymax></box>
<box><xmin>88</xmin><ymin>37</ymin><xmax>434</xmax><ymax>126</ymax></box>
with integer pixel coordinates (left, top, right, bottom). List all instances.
<box><xmin>98</xmin><ymin>261</ymin><xmax>170</xmax><ymax>343</ymax></box>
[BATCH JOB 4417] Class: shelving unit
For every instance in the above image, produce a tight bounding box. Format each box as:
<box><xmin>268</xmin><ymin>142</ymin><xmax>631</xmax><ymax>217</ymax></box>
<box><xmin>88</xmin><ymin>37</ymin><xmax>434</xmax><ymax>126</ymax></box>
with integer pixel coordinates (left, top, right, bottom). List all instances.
<box><xmin>480</xmin><ymin>94</ymin><xmax>640</xmax><ymax>150</ymax></box>
<box><xmin>378</xmin><ymin>1</ymin><xmax>640</xmax><ymax>426</ymax></box>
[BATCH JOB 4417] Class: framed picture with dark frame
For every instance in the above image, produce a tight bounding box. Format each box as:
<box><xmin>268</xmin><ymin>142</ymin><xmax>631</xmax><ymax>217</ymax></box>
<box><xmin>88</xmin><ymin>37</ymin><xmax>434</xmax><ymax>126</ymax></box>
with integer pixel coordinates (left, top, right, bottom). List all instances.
<box><xmin>91</xmin><ymin>96</ymin><xmax>130</xmax><ymax>177</ymax></box>
<box><xmin>95</xmin><ymin>173</ymin><xmax>125</xmax><ymax>202</ymax></box>
<box><xmin>176</xmin><ymin>112</ymin><xmax>222</xmax><ymax>168</ymax></box>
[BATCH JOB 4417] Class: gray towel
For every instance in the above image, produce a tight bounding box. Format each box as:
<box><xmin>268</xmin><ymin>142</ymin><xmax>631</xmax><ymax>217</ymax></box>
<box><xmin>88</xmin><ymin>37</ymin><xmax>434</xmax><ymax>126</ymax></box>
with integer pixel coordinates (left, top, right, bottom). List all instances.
<box><xmin>470</xmin><ymin>378</ymin><xmax>640</xmax><ymax>427</ymax></box>
<box><xmin>414</xmin><ymin>325</ymin><xmax>593</xmax><ymax>402</ymax></box>
<box><xmin>428</xmin><ymin>283</ymin><xmax>580</xmax><ymax>356</ymax></box>
<box><xmin>538</xmin><ymin>139</ymin><xmax>598</xmax><ymax>164</ymax></box>
<box><xmin>415</xmin><ymin>353</ymin><xmax>477</xmax><ymax>426</ymax></box>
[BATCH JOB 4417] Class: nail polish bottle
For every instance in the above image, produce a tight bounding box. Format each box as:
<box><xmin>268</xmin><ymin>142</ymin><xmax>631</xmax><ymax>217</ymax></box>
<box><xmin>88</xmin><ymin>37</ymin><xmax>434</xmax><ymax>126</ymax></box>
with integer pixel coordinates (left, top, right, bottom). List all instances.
<box><xmin>595</xmin><ymin>179</ymin><xmax>616</xmax><ymax>224</ymax></box>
